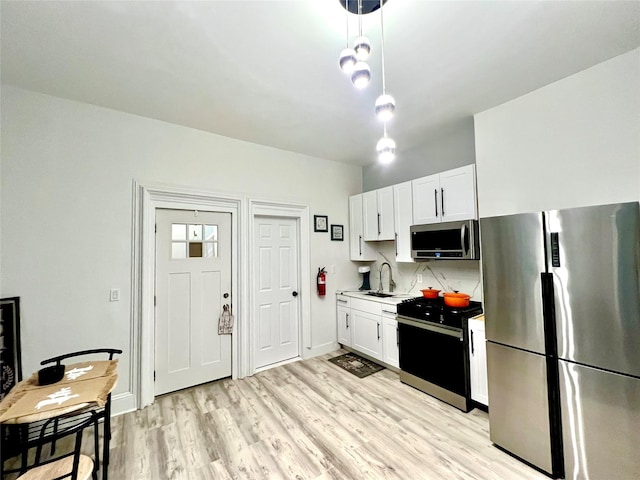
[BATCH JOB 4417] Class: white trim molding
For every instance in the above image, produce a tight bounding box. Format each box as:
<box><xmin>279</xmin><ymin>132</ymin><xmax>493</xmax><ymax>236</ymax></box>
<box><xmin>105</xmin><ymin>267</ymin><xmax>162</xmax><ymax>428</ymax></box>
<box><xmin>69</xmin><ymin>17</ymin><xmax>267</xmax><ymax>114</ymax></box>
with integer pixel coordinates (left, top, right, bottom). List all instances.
<box><xmin>132</xmin><ymin>181</ymin><xmax>246</xmax><ymax>408</ymax></box>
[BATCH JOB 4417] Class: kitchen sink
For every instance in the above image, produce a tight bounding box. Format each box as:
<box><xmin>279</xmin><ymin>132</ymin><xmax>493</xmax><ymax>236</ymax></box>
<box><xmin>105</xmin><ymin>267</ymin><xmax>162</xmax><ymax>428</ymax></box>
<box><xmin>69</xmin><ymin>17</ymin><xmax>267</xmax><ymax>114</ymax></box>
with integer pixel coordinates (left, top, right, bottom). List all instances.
<box><xmin>365</xmin><ymin>292</ymin><xmax>395</xmax><ymax>298</ymax></box>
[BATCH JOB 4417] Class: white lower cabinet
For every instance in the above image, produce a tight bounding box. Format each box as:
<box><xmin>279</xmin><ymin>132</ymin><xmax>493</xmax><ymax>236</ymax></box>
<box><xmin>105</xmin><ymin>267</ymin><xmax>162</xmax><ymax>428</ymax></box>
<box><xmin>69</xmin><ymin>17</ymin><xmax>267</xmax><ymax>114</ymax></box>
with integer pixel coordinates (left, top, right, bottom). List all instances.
<box><xmin>336</xmin><ymin>295</ymin><xmax>352</xmax><ymax>347</ymax></box>
<box><xmin>382</xmin><ymin>308</ymin><xmax>399</xmax><ymax>368</ymax></box>
<box><xmin>352</xmin><ymin>309</ymin><xmax>383</xmax><ymax>361</ymax></box>
<box><xmin>337</xmin><ymin>295</ymin><xmax>400</xmax><ymax>367</ymax></box>
<box><xmin>468</xmin><ymin>317</ymin><xmax>488</xmax><ymax>406</ymax></box>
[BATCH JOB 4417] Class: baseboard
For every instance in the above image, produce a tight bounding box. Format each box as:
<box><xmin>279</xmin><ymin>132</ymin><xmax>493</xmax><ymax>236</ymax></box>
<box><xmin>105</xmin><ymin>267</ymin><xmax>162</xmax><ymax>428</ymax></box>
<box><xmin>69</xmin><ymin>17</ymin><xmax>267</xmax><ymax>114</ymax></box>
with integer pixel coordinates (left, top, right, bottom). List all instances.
<box><xmin>111</xmin><ymin>392</ymin><xmax>137</xmax><ymax>416</ymax></box>
<box><xmin>304</xmin><ymin>341</ymin><xmax>339</xmax><ymax>359</ymax></box>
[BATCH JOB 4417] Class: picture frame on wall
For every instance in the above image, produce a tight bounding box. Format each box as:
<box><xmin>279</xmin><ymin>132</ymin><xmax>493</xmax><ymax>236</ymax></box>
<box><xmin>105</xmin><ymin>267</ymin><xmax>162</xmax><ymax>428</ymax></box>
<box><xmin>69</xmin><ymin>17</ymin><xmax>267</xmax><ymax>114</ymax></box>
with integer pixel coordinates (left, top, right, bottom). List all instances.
<box><xmin>0</xmin><ymin>296</ymin><xmax>22</xmax><ymax>401</ymax></box>
<box><xmin>331</xmin><ymin>224</ymin><xmax>344</xmax><ymax>241</ymax></box>
<box><xmin>314</xmin><ymin>215</ymin><xmax>328</xmax><ymax>232</ymax></box>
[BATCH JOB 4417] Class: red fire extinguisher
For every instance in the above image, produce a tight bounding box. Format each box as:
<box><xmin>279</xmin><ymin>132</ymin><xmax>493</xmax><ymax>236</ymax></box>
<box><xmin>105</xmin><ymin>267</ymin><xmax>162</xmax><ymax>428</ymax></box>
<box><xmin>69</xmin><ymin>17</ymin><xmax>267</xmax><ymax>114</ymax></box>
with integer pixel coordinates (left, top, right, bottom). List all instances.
<box><xmin>317</xmin><ymin>267</ymin><xmax>327</xmax><ymax>296</ymax></box>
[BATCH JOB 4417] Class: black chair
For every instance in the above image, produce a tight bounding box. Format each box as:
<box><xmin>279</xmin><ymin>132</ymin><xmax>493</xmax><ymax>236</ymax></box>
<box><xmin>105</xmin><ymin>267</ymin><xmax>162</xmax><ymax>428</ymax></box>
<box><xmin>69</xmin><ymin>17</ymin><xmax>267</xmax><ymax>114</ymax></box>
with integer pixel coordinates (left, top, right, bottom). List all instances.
<box><xmin>38</xmin><ymin>348</ymin><xmax>122</xmax><ymax>480</ymax></box>
<box><xmin>7</xmin><ymin>410</ymin><xmax>100</xmax><ymax>480</ymax></box>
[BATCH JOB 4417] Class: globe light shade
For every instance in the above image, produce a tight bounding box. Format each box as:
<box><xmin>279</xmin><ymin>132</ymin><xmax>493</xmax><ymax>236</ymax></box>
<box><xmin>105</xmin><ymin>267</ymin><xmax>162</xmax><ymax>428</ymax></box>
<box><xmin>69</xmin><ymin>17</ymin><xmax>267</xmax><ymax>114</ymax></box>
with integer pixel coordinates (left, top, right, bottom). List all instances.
<box><xmin>376</xmin><ymin>136</ymin><xmax>396</xmax><ymax>163</ymax></box>
<box><xmin>354</xmin><ymin>36</ymin><xmax>371</xmax><ymax>61</ymax></box>
<box><xmin>375</xmin><ymin>94</ymin><xmax>396</xmax><ymax>121</ymax></box>
<box><xmin>351</xmin><ymin>61</ymin><xmax>371</xmax><ymax>89</ymax></box>
<box><xmin>339</xmin><ymin>48</ymin><xmax>357</xmax><ymax>74</ymax></box>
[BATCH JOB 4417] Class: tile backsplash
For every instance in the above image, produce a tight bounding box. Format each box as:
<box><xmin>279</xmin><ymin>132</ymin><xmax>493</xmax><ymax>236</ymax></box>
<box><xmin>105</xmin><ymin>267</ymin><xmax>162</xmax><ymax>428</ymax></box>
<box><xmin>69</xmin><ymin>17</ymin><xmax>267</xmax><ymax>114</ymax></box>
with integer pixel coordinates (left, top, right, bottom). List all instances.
<box><xmin>351</xmin><ymin>241</ymin><xmax>483</xmax><ymax>301</ymax></box>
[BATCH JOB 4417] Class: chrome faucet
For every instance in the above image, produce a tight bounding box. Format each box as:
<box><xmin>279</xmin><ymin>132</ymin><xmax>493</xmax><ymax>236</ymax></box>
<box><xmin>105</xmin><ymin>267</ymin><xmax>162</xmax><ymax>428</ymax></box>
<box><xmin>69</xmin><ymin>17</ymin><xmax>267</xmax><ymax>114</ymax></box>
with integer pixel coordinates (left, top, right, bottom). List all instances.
<box><xmin>378</xmin><ymin>262</ymin><xmax>396</xmax><ymax>293</ymax></box>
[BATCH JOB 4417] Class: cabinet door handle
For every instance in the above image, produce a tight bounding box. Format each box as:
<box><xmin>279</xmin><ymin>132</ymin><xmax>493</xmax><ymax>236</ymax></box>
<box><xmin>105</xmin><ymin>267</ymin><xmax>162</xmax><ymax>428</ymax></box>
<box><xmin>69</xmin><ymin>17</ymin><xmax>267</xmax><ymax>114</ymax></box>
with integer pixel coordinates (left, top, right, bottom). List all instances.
<box><xmin>377</xmin><ymin>213</ymin><xmax>381</xmax><ymax>235</ymax></box>
<box><xmin>396</xmin><ymin>326</ymin><xmax>399</xmax><ymax>346</ymax></box>
<box><xmin>337</xmin><ymin>299</ymin><xmax>348</xmax><ymax>303</ymax></box>
<box><xmin>377</xmin><ymin>322</ymin><xmax>381</xmax><ymax>340</ymax></box>
<box><xmin>346</xmin><ymin>313</ymin><xmax>349</xmax><ymax>329</ymax></box>
<box><xmin>471</xmin><ymin>330</ymin><xmax>475</xmax><ymax>355</ymax></box>
<box><xmin>434</xmin><ymin>189</ymin><xmax>438</xmax><ymax>217</ymax></box>
<box><xmin>441</xmin><ymin>187</ymin><xmax>445</xmax><ymax>216</ymax></box>
<box><xmin>395</xmin><ymin>232</ymin><xmax>398</xmax><ymax>256</ymax></box>
<box><xmin>359</xmin><ymin>235</ymin><xmax>362</xmax><ymax>255</ymax></box>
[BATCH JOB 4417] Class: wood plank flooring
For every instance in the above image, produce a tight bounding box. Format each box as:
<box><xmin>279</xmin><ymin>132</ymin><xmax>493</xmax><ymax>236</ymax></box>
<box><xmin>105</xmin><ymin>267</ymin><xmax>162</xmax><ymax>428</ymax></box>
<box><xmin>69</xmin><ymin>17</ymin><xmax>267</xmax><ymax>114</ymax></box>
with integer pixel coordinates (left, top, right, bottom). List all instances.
<box><xmin>106</xmin><ymin>351</ymin><xmax>547</xmax><ymax>480</ymax></box>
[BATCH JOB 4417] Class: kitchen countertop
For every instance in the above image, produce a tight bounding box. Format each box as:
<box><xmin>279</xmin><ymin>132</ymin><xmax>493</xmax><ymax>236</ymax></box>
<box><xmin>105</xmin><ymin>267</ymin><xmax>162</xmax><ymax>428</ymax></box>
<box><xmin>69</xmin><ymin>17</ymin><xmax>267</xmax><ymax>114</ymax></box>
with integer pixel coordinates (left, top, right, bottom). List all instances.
<box><xmin>336</xmin><ymin>290</ymin><xmax>419</xmax><ymax>306</ymax></box>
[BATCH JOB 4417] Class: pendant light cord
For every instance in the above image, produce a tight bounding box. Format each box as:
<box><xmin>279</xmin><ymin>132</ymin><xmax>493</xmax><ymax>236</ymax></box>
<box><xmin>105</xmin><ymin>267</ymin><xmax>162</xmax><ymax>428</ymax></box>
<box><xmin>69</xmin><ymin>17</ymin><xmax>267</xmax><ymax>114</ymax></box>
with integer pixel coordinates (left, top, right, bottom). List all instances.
<box><xmin>345</xmin><ymin>0</ymin><xmax>350</xmax><ymax>48</ymax></box>
<box><xmin>358</xmin><ymin>0</ymin><xmax>363</xmax><ymax>36</ymax></box>
<box><xmin>380</xmin><ymin>1</ymin><xmax>386</xmax><ymax>94</ymax></box>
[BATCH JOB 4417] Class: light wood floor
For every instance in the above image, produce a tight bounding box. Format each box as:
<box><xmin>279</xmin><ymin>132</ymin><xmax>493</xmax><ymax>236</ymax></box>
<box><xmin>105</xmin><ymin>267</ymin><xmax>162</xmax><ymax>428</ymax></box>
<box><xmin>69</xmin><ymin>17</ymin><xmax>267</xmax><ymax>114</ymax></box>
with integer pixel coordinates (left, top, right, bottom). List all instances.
<box><xmin>107</xmin><ymin>351</ymin><xmax>547</xmax><ymax>480</ymax></box>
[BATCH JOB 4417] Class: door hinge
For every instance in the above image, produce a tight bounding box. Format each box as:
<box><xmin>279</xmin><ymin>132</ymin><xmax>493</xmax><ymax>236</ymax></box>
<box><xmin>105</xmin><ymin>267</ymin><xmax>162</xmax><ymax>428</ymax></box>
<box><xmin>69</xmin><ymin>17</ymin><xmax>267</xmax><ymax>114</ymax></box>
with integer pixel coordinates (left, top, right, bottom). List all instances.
<box><xmin>154</xmin><ymin>295</ymin><xmax>156</xmax><ymax>307</ymax></box>
<box><xmin>155</xmin><ymin>223</ymin><xmax>157</xmax><ymax>234</ymax></box>
<box><xmin>154</xmin><ymin>371</ymin><xmax>156</xmax><ymax>381</ymax></box>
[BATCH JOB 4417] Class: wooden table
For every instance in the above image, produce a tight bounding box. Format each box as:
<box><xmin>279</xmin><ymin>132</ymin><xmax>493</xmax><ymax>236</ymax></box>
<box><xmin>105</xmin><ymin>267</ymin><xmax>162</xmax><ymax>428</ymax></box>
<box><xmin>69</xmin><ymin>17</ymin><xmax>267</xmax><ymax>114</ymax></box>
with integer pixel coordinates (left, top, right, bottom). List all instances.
<box><xmin>0</xmin><ymin>360</ymin><xmax>118</xmax><ymax>480</ymax></box>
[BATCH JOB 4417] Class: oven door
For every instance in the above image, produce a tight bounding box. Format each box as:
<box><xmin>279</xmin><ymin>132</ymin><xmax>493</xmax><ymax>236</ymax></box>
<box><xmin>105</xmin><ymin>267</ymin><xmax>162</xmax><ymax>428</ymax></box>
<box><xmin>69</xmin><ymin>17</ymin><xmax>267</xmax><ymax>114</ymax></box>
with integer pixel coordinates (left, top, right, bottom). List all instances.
<box><xmin>398</xmin><ymin>315</ymin><xmax>470</xmax><ymax>410</ymax></box>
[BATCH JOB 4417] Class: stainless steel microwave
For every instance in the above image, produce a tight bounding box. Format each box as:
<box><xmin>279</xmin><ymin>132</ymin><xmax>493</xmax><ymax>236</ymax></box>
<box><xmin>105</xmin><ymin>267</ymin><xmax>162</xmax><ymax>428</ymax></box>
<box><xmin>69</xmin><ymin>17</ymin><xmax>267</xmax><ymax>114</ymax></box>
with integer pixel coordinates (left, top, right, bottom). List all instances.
<box><xmin>411</xmin><ymin>220</ymin><xmax>480</xmax><ymax>260</ymax></box>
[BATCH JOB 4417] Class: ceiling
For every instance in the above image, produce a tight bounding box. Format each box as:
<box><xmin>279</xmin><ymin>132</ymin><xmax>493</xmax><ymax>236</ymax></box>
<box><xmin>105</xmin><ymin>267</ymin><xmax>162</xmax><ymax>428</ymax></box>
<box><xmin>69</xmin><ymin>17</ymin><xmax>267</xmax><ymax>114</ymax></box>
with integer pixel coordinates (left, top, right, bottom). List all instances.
<box><xmin>2</xmin><ymin>1</ymin><xmax>639</xmax><ymax>166</ymax></box>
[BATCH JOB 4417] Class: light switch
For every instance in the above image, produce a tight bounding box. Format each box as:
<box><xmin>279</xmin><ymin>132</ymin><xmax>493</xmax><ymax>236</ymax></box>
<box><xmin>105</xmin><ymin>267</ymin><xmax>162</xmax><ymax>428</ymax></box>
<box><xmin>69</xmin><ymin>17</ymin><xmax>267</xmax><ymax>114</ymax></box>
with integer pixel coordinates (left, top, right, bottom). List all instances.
<box><xmin>110</xmin><ymin>288</ymin><xmax>121</xmax><ymax>302</ymax></box>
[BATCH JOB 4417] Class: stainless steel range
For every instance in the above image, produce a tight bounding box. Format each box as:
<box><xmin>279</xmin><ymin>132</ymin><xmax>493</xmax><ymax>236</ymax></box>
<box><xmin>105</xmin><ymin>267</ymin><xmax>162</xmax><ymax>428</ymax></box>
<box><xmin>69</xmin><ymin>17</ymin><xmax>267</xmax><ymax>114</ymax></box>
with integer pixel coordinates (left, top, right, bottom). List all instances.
<box><xmin>396</xmin><ymin>297</ymin><xmax>482</xmax><ymax>412</ymax></box>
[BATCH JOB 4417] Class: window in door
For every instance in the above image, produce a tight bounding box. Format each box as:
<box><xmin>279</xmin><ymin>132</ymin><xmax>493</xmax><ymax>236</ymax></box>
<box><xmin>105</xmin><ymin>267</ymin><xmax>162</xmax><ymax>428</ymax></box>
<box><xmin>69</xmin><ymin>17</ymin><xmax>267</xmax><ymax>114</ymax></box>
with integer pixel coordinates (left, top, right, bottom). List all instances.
<box><xmin>171</xmin><ymin>223</ymin><xmax>219</xmax><ymax>259</ymax></box>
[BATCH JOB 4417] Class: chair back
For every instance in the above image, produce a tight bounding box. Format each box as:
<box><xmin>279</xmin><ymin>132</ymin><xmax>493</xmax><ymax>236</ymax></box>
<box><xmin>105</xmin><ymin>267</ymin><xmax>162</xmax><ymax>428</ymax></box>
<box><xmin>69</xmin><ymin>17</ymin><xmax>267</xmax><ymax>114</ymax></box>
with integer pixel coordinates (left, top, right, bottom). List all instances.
<box><xmin>40</xmin><ymin>348</ymin><xmax>123</xmax><ymax>366</ymax></box>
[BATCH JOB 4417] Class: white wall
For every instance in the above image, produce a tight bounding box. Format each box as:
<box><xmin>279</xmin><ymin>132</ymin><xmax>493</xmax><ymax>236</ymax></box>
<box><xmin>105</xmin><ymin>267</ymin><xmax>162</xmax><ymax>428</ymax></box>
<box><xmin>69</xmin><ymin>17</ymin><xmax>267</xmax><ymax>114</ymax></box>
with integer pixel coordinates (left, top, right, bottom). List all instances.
<box><xmin>474</xmin><ymin>48</ymin><xmax>640</xmax><ymax>217</ymax></box>
<box><xmin>363</xmin><ymin>117</ymin><xmax>476</xmax><ymax>191</ymax></box>
<box><xmin>0</xmin><ymin>86</ymin><xmax>362</xmax><ymax>412</ymax></box>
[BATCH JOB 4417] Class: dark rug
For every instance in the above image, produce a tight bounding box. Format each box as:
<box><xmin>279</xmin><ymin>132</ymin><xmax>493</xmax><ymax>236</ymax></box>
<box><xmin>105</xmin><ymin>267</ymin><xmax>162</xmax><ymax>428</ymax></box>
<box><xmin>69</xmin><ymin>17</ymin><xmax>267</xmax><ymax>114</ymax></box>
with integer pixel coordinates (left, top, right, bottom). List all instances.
<box><xmin>328</xmin><ymin>352</ymin><xmax>384</xmax><ymax>378</ymax></box>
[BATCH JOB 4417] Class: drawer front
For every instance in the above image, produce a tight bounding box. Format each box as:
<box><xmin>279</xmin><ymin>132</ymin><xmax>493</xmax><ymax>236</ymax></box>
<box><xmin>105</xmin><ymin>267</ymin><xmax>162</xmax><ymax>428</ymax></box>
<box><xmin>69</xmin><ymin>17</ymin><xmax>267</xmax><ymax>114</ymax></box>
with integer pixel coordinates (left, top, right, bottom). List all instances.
<box><xmin>336</xmin><ymin>294</ymin><xmax>350</xmax><ymax>307</ymax></box>
<box><xmin>381</xmin><ymin>304</ymin><xmax>397</xmax><ymax>316</ymax></box>
<box><xmin>351</xmin><ymin>297</ymin><xmax>382</xmax><ymax>315</ymax></box>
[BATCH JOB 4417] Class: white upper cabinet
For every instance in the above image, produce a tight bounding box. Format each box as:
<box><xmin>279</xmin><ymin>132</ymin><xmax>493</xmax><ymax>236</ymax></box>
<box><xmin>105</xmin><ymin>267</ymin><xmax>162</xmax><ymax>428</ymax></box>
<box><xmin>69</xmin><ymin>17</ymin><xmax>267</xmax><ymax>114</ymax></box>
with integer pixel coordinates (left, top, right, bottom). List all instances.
<box><xmin>393</xmin><ymin>181</ymin><xmax>414</xmax><ymax>262</ymax></box>
<box><xmin>439</xmin><ymin>165</ymin><xmax>477</xmax><ymax>222</ymax></box>
<box><xmin>363</xmin><ymin>187</ymin><xmax>394</xmax><ymax>241</ymax></box>
<box><xmin>412</xmin><ymin>165</ymin><xmax>477</xmax><ymax>224</ymax></box>
<box><xmin>349</xmin><ymin>194</ymin><xmax>376</xmax><ymax>261</ymax></box>
<box><xmin>412</xmin><ymin>174</ymin><xmax>441</xmax><ymax>224</ymax></box>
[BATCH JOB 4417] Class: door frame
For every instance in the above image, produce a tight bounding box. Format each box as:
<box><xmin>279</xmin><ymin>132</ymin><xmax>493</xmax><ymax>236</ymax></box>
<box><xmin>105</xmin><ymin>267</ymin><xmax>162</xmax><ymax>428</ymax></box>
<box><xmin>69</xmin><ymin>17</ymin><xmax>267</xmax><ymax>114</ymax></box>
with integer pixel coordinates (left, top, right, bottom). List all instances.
<box><xmin>249</xmin><ymin>200</ymin><xmax>311</xmax><ymax>373</ymax></box>
<box><xmin>132</xmin><ymin>181</ymin><xmax>244</xmax><ymax>408</ymax></box>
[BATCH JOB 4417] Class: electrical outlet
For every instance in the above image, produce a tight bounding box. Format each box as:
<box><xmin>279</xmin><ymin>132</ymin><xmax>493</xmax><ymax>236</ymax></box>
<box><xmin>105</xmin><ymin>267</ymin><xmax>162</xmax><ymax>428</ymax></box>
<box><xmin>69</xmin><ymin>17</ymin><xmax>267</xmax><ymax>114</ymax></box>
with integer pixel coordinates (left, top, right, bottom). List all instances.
<box><xmin>331</xmin><ymin>265</ymin><xmax>336</xmax><ymax>274</ymax></box>
<box><xmin>416</xmin><ymin>274</ymin><xmax>423</xmax><ymax>283</ymax></box>
<box><xmin>110</xmin><ymin>288</ymin><xmax>121</xmax><ymax>302</ymax></box>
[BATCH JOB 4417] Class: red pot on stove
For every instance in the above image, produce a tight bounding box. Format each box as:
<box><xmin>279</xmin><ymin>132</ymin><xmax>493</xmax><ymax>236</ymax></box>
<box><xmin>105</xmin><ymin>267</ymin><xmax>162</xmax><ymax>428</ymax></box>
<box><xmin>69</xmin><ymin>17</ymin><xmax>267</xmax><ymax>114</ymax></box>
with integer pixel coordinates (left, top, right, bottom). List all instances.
<box><xmin>443</xmin><ymin>292</ymin><xmax>471</xmax><ymax>307</ymax></box>
<box><xmin>420</xmin><ymin>288</ymin><xmax>441</xmax><ymax>299</ymax></box>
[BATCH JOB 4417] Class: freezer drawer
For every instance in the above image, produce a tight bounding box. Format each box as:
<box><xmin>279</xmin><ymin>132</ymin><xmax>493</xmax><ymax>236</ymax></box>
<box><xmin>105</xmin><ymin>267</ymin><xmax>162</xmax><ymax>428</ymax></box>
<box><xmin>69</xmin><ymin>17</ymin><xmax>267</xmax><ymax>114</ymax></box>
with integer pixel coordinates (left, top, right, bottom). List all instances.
<box><xmin>559</xmin><ymin>360</ymin><xmax>640</xmax><ymax>480</ymax></box>
<box><xmin>487</xmin><ymin>342</ymin><xmax>553</xmax><ymax>475</ymax></box>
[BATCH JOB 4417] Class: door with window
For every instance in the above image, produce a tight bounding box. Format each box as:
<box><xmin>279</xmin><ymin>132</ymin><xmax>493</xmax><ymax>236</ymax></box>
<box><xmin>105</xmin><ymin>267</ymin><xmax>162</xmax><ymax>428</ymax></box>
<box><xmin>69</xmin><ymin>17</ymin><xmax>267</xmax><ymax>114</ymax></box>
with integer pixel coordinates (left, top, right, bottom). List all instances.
<box><xmin>155</xmin><ymin>209</ymin><xmax>232</xmax><ymax>396</ymax></box>
<box><xmin>254</xmin><ymin>216</ymin><xmax>300</xmax><ymax>369</ymax></box>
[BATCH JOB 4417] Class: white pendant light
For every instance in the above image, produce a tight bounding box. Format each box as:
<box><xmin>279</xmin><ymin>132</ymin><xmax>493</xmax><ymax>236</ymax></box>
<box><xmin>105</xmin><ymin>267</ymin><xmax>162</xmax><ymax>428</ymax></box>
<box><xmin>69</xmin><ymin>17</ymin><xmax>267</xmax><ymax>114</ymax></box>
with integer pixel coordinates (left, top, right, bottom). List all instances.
<box><xmin>376</xmin><ymin>135</ymin><xmax>396</xmax><ymax>164</ymax></box>
<box><xmin>375</xmin><ymin>94</ymin><xmax>396</xmax><ymax>121</ymax></box>
<box><xmin>375</xmin><ymin>2</ymin><xmax>395</xmax><ymax>121</ymax></box>
<box><xmin>339</xmin><ymin>49</ymin><xmax>357</xmax><ymax>74</ymax></box>
<box><xmin>354</xmin><ymin>35</ymin><xmax>371</xmax><ymax>61</ymax></box>
<box><xmin>339</xmin><ymin>0</ymin><xmax>357</xmax><ymax>74</ymax></box>
<box><xmin>353</xmin><ymin>0</ymin><xmax>371</xmax><ymax>62</ymax></box>
<box><xmin>351</xmin><ymin>61</ymin><xmax>371</xmax><ymax>89</ymax></box>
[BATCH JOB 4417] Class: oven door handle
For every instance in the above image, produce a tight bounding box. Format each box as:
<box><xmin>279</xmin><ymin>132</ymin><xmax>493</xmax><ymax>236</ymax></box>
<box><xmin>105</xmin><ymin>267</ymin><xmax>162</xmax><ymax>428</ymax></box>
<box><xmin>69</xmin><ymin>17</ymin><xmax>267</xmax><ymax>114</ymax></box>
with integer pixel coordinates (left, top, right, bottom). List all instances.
<box><xmin>397</xmin><ymin>315</ymin><xmax>462</xmax><ymax>338</ymax></box>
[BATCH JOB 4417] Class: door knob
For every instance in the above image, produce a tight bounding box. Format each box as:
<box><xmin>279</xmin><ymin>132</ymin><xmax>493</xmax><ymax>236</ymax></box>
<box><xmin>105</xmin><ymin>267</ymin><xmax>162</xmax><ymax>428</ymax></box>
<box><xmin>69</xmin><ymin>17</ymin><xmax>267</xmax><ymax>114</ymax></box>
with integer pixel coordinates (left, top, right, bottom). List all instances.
<box><xmin>223</xmin><ymin>293</ymin><xmax>229</xmax><ymax>299</ymax></box>
<box><xmin>292</xmin><ymin>291</ymin><xmax>298</xmax><ymax>297</ymax></box>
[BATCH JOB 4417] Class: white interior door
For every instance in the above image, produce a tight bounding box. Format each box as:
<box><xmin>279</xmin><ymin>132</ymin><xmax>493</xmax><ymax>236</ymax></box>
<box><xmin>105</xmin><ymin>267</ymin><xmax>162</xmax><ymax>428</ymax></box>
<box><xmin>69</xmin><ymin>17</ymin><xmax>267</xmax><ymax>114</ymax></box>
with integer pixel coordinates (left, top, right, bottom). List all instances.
<box><xmin>254</xmin><ymin>216</ymin><xmax>300</xmax><ymax>369</ymax></box>
<box><xmin>155</xmin><ymin>209</ymin><xmax>232</xmax><ymax>396</ymax></box>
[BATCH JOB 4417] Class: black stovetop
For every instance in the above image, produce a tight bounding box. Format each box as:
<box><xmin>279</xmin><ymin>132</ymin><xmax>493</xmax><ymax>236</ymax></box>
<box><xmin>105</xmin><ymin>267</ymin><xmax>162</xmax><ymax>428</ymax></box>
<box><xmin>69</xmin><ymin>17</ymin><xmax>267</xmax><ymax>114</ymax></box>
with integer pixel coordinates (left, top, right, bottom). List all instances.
<box><xmin>396</xmin><ymin>296</ymin><xmax>482</xmax><ymax>330</ymax></box>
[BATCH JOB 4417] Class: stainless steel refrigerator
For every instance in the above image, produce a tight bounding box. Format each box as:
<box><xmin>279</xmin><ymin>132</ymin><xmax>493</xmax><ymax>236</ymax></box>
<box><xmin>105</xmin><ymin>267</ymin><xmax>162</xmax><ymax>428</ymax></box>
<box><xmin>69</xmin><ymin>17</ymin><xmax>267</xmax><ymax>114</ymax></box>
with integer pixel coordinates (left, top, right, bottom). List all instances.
<box><xmin>480</xmin><ymin>202</ymin><xmax>640</xmax><ymax>479</ymax></box>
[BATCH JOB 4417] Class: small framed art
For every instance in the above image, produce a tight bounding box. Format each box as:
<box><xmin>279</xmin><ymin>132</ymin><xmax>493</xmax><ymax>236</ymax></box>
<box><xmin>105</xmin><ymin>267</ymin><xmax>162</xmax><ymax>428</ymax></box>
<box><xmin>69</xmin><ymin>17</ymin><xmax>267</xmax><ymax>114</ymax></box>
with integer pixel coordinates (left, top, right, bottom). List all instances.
<box><xmin>331</xmin><ymin>224</ymin><xmax>344</xmax><ymax>241</ymax></box>
<box><xmin>314</xmin><ymin>215</ymin><xmax>328</xmax><ymax>232</ymax></box>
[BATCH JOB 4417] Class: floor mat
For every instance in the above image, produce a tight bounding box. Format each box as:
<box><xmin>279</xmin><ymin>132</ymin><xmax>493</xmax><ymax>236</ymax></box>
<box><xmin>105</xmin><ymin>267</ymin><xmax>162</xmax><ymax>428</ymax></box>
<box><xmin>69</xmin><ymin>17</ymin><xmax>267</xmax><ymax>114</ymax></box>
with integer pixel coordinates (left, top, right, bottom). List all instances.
<box><xmin>328</xmin><ymin>352</ymin><xmax>384</xmax><ymax>378</ymax></box>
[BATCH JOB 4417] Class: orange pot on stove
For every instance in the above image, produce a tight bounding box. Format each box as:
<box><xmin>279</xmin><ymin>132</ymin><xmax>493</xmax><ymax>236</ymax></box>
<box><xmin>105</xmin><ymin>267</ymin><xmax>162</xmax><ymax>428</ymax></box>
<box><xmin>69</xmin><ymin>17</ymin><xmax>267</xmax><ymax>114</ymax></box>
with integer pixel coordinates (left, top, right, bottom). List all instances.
<box><xmin>420</xmin><ymin>288</ymin><xmax>441</xmax><ymax>299</ymax></box>
<box><xmin>443</xmin><ymin>292</ymin><xmax>471</xmax><ymax>307</ymax></box>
